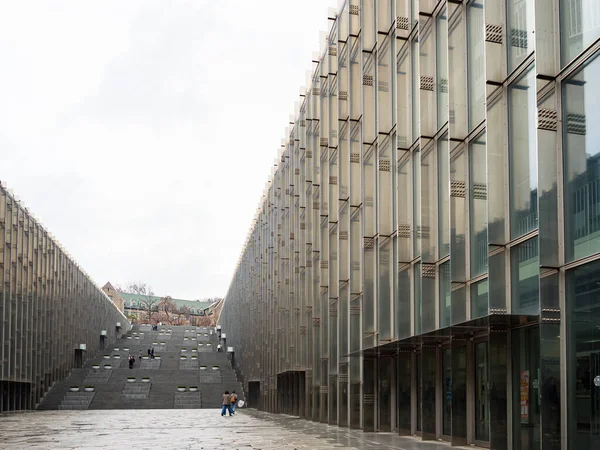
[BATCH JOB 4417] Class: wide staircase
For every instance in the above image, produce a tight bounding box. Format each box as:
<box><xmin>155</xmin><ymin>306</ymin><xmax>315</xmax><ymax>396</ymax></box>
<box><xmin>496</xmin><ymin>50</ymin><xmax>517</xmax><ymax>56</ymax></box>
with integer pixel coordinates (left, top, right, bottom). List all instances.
<box><xmin>38</xmin><ymin>325</ymin><xmax>244</xmax><ymax>410</ymax></box>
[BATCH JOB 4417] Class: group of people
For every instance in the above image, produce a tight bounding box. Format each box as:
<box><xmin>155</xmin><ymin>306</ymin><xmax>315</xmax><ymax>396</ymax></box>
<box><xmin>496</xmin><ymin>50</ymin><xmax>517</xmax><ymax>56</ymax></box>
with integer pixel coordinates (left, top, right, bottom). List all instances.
<box><xmin>128</xmin><ymin>355</ymin><xmax>136</xmax><ymax>369</ymax></box>
<box><xmin>151</xmin><ymin>324</ymin><xmax>159</xmax><ymax>331</ymax></box>
<box><xmin>221</xmin><ymin>391</ymin><xmax>238</xmax><ymax>416</ymax></box>
<box><xmin>147</xmin><ymin>348</ymin><xmax>156</xmax><ymax>359</ymax></box>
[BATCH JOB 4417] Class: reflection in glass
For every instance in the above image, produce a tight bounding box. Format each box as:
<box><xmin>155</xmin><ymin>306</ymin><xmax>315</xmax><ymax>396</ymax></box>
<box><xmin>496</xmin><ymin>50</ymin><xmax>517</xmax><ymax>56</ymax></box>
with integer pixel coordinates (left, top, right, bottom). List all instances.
<box><xmin>471</xmin><ymin>279</ymin><xmax>488</xmax><ymax>319</ymax></box>
<box><xmin>438</xmin><ymin>135</ymin><xmax>450</xmax><ymax>257</ymax></box>
<box><xmin>567</xmin><ymin>259</ymin><xmax>600</xmax><ymax>450</ymax></box>
<box><xmin>509</xmin><ymin>66</ymin><xmax>538</xmax><ymax>239</ymax></box>
<box><xmin>414</xmin><ymin>263</ymin><xmax>422</xmax><ymax>335</ymax></box>
<box><xmin>442</xmin><ymin>348</ymin><xmax>452</xmax><ymax>436</ymax></box>
<box><xmin>468</xmin><ymin>0</ymin><xmax>485</xmax><ymax>130</ymax></box>
<box><xmin>437</xmin><ymin>7</ymin><xmax>449</xmax><ymax>128</ymax></box>
<box><xmin>475</xmin><ymin>342</ymin><xmax>490</xmax><ymax>442</ymax></box>
<box><xmin>560</xmin><ymin>0</ymin><xmax>600</xmax><ymax>65</ymax></box>
<box><xmin>508</xmin><ymin>0</ymin><xmax>535</xmax><ymax>71</ymax></box>
<box><xmin>511</xmin><ymin>238</ymin><xmax>540</xmax><ymax>315</ymax></box>
<box><xmin>470</xmin><ymin>132</ymin><xmax>488</xmax><ymax>276</ymax></box>
<box><xmin>512</xmin><ymin>326</ymin><xmax>541</xmax><ymax>450</ymax></box>
<box><xmin>413</xmin><ymin>148</ymin><xmax>421</xmax><ymax>257</ymax></box>
<box><xmin>440</xmin><ymin>262</ymin><xmax>451</xmax><ymax>327</ymax></box>
<box><xmin>563</xmin><ymin>53</ymin><xmax>600</xmax><ymax>262</ymax></box>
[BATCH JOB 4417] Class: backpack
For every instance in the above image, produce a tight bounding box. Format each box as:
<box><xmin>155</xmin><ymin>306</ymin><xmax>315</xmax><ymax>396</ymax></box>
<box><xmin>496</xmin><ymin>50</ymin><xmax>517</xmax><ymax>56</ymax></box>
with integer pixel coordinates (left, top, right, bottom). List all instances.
<box><xmin>230</xmin><ymin>394</ymin><xmax>237</xmax><ymax>403</ymax></box>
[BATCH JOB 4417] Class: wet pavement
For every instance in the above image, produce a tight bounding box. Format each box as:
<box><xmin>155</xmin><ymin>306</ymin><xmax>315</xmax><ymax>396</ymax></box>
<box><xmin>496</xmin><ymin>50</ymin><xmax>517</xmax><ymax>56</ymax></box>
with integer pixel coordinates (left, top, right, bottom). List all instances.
<box><xmin>0</xmin><ymin>409</ymin><xmax>454</xmax><ymax>449</ymax></box>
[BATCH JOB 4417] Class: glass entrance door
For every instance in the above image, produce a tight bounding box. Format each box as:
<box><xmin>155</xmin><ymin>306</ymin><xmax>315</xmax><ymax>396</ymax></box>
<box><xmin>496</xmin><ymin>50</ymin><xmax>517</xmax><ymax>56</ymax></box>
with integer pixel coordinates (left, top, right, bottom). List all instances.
<box><xmin>475</xmin><ymin>341</ymin><xmax>490</xmax><ymax>442</ymax></box>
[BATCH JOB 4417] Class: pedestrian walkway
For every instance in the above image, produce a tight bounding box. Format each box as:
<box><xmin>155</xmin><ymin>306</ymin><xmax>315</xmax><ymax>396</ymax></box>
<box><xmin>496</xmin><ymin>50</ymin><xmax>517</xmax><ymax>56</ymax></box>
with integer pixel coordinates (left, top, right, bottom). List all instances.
<box><xmin>0</xmin><ymin>408</ymin><xmax>461</xmax><ymax>449</ymax></box>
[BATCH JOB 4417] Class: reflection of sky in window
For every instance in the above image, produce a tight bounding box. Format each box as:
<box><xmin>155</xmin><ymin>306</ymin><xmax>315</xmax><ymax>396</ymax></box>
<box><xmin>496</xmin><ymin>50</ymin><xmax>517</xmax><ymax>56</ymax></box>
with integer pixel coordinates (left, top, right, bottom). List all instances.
<box><xmin>584</xmin><ymin>59</ymin><xmax>600</xmax><ymax>159</ymax></box>
<box><xmin>526</xmin><ymin>68</ymin><xmax>538</xmax><ymax>190</ymax></box>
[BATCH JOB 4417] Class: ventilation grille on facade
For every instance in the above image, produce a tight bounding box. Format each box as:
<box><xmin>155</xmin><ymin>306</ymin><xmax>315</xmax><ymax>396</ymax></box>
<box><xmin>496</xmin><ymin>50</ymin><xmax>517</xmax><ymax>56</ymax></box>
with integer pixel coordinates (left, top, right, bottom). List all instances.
<box><xmin>486</xmin><ymin>24</ymin><xmax>503</xmax><ymax>44</ymax></box>
<box><xmin>450</xmin><ymin>180</ymin><xmax>466</xmax><ymax>197</ymax></box>
<box><xmin>300</xmin><ymin>119</ymin><xmax>306</xmax><ymax>127</ymax></box>
<box><xmin>364</xmin><ymin>237</ymin><xmax>375</xmax><ymax>250</ymax></box>
<box><xmin>320</xmin><ymin>137</ymin><xmax>328</xmax><ymax>147</ymax></box>
<box><xmin>422</xmin><ymin>263</ymin><xmax>436</xmax><ymax>279</ymax></box>
<box><xmin>350</xmin><ymin>153</ymin><xmax>360</xmax><ymax>163</ymax></box>
<box><xmin>350</xmin><ymin>305</ymin><xmax>361</xmax><ymax>315</ymax></box>
<box><xmin>312</xmin><ymin>317</ymin><xmax>321</xmax><ymax>326</ymax></box>
<box><xmin>538</xmin><ymin>108</ymin><xmax>558</xmax><ymax>131</ymax></box>
<box><xmin>349</xmin><ymin>5</ymin><xmax>359</xmax><ymax>15</ymax></box>
<box><xmin>363</xmin><ymin>75</ymin><xmax>373</xmax><ymax>86</ymax></box>
<box><xmin>378</xmin><ymin>159</ymin><xmax>391</xmax><ymax>172</ymax></box>
<box><xmin>300</xmin><ymin>326</ymin><xmax>307</xmax><ymax>334</ymax></box>
<box><xmin>312</xmin><ymin>87</ymin><xmax>320</xmax><ymax>96</ymax></box>
<box><xmin>363</xmin><ymin>394</ymin><xmax>375</xmax><ymax>404</ymax></box>
<box><xmin>398</xmin><ymin>135</ymin><xmax>408</xmax><ymax>148</ymax></box>
<box><xmin>289</xmin><ymin>232</ymin><xmax>294</xmax><ymax>240</ymax></box>
<box><xmin>294</xmin><ymin>168</ymin><xmax>300</xmax><ymax>175</ymax></box>
<box><xmin>339</xmin><ymin>373</ymin><xmax>349</xmax><ymax>382</ymax></box>
<box><xmin>339</xmin><ymin>91</ymin><xmax>348</xmax><ymax>101</ymax></box>
<box><xmin>320</xmin><ymin>260</ymin><xmax>329</xmax><ymax>269</ymax></box>
<box><xmin>473</xmin><ymin>183</ymin><xmax>487</xmax><ymax>200</ymax></box>
<box><xmin>567</xmin><ymin>113</ymin><xmax>586</xmax><ymax>135</ymax></box>
<box><xmin>396</xmin><ymin>16</ymin><xmax>409</xmax><ymax>30</ymax></box>
<box><xmin>300</xmin><ymin>222</ymin><xmax>306</xmax><ymax>230</ymax></box>
<box><xmin>306</xmin><ymin>150</ymin><xmax>313</xmax><ymax>158</ymax></box>
<box><xmin>329</xmin><ymin>46</ymin><xmax>337</xmax><ymax>56</ymax></box>
<box><xmin>351</xmin><ymin>261</ymin><xmax>360</xmax><ymax>271</ymax></box>
<box><xmin>329</xmin><ymin>176</ymin><xmax>338</xmax><ymax>185</ymax></box>
<box><xmin>420</xmin><ymin>75</ymin><xmax>434</xmax><ymax>91</ymax></box>
<box><xmin>378</xmin><ymin>80</ymin><xmax>389</xmax><ymax>92</ymax></box>
<box><xmin>339</xmin><ymin>230</ymin><xmax>348</xmax><ymax>240</ymax></box>
<box><xmin>398</xmin><ymin>224</ymin><xmax>411</xmax><ymax>238</ymax></box>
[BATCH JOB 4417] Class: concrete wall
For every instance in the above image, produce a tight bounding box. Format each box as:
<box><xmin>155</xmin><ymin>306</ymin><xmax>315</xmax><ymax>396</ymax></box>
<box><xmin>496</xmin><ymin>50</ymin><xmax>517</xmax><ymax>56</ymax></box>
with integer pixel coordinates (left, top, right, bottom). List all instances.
<box><xmin>0</xmin><ymin>184</ymin><xmax>131</xmax><ymax>412</ymax></box>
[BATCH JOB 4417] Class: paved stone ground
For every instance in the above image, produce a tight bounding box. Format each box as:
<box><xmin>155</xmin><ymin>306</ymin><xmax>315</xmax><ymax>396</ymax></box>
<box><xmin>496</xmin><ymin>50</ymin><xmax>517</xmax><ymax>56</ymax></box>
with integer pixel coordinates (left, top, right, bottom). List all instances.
<box><xmin>0</xmin><ymin>409</ymin><xmax>454</xmax><ymax>449</ymax></box>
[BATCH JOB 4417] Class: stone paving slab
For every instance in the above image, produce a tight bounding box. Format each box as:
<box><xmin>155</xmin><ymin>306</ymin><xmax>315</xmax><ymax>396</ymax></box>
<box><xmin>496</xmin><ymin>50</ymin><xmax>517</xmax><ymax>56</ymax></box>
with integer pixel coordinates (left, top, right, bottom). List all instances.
<box><xmin>0</xmin><ymin>409</ymin><xmax>460</xmax><ymax>450</ymax></box>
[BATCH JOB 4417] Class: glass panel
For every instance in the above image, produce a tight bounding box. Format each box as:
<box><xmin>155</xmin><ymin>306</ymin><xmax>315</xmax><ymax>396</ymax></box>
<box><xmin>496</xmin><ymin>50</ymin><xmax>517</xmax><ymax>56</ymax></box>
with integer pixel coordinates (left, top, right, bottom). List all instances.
<box><xmin>397</xmin><ymin>265</ymin><xmax>411</xmax><ymax>339</ymax></box>
<box><xmin>413</xmin><ymin>148</ymin><xmax>421</xmax><ymax>257</ymax></box>
<box><xmin>440</xmin><ymin>262</ymin><xmax>451</xmax><ymax>327</ymax></box>
<box><xmin>449</xmin><ymin>1</ymin><xmax>467</xmax><ymax>139</ymax></box>
<box><xmin>467</xmin><ymin>0</ymin><xmax>485</xmax><ymax>130</ymax></box>
<box><xmin>567</xmin><ymin>259</ymin><xmax>600</xmax><ymax>450</ymax></box>
<box><xmin>416</xmin><ymin>352</ymin><xmax>422</xmax><ymax>432</ymax></box>
<box><xmin>437</xmin><ymin>7</ymin><xmax>449</xmax><ymax>129</ymax></box>
<box><xmin>422</xmin><ymin>348</ymin><xmax>437</xmax><ymax>437</ymax></box>
<box><xmin>475</xmin><ymin>341</ymin><xmax>490</xmax><ymax>441</ymax></box>
<box><xmin>512</xmin><ymin>326</ymin><xmax>541</xmax><ymax>450</ymax></box>
<box><xmin>563</xmin><ymin>54</ymin><xmax>600</xmax><ymax>262</ymax></box>
<box><xmin>422</xmin><ymin>145</ymin><xmax>436</xmax><ymax>262</ymax></box>
<box><xmin>470</xmin><ymin>132</ymin><xmax>488</xmax><ymax>277</ymax></box>
<box><xmin>397</xmin><ymin>43</ymin><xmax>411</xmax><ymax>149</ymax></box>
<box><xmin>442</xmin><ymin>348</ymin><xmax>452</xmax><ymax>436</ymax></box>
<box><xmin>451</xmin><ymin>286</ymin><xmax>466</xmax><ymax>325</ymax></box>
<box><xmin>412</xmin><ymin>38</ymin><xmax>420</xmax><ymax>143</ymax></box>
<box><xmin>560</xmin><ymin>0</ymin><xmax>600</xmax><ymax>65</ymax></box>
<box><xmin>508</xmin><ymin>0</ymin><xmax>535</xmax><ymax>71</ymax></box>
<box><xmin>471</xmin><ymin>279</ymin><xmax>489</xmax><ymax>319</ymax></box>
<box><xmin>398</xmin><ymin>155</ymin><xmax>411</xmax><ymax>261</ymax></box>
<box><xmin>397</xmin><ymin>353</ymin><xmax>412</xmax><ymax>433</ymax></box>
<box><xmin>438</xmin><ymin>135</ymin><xmax>450</xmax><ymax>257</ymax></box>
<box><xmin>414</xmin><ymin>263</ymin><xmax>422</xmax><ymax>335</ymax></box>
<box><xmin>451</xmin><ymin>149</ymin><xmax>466</xmax><ymax>282</ymax></box>
<box><xmin>509</xmin><ymin>65</ymin><xmax>538</xmax><ymax>239</ymax></box>
<box><xmin>511</xmin><ymin>237</ymin><xmax>540</xmax><ymax>315</ymax></box>
<box><xmin>452</xmin><ymin>342</ymin><xmax>468</xmax><ymax>443</ymax></box>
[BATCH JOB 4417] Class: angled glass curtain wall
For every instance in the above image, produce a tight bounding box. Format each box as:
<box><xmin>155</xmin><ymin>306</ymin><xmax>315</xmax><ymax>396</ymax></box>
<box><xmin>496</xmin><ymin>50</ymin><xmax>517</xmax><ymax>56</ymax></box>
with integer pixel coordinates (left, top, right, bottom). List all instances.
<box><xmin>220</xmin><ymin>1</ymin><xmax>600</xmax><ymax>448</ymax></box>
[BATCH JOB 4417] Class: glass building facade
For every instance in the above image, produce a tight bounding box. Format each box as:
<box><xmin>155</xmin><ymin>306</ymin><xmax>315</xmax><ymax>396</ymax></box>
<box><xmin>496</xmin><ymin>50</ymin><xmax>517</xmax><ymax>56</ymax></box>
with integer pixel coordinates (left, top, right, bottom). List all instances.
<box><xmin>220</xmin><ymin>0</ymin><xmax>600</xmax><ymax>448</ymax></box>
<box><xmin>0</xmin><ymin>184</ymin><xmax>130</xmax><ymax>413</ymax></box>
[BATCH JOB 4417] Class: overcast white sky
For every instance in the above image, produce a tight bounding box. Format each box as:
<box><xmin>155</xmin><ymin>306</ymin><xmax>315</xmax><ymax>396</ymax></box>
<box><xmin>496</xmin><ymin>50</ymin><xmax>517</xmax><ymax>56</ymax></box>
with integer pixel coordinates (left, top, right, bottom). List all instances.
<box><xmin>0</xmin><ymin>0</ymin><xmax>338</xmax><ymax>299</ymax></box>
